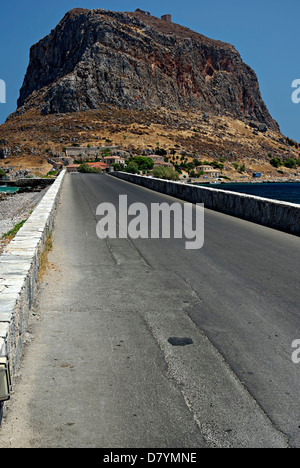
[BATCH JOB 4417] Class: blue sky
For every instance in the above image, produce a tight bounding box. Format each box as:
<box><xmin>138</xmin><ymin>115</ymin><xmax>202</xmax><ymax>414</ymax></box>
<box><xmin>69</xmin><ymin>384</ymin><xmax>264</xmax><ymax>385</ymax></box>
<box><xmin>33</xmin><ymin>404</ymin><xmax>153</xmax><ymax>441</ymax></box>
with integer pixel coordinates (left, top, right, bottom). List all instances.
<box><xmin>0</xmin><ymin>0</ymin><xmax>299</xmax><ymax>141</ymax></box>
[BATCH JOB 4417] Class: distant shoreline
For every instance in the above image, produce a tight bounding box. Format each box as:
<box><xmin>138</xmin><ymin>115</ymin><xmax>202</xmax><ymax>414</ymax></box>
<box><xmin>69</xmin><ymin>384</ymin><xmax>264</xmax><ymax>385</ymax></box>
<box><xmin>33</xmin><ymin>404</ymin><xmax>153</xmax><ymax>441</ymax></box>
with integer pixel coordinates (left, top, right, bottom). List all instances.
<box><xmin>194</xmin><ymin>179</ymin><xmax>300</xmax><ymax>185</ymax></box>
<box><xmin>195</xmin><ymin>180</ymin><xmax>300</xmax><ymax>206</ymax></box>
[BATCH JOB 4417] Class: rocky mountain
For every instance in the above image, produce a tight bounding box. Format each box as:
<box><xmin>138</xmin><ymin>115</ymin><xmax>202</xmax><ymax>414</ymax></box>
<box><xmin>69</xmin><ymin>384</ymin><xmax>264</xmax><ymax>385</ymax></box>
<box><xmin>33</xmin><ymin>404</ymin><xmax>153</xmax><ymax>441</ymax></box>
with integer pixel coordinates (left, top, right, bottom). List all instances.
<box><xmin>2</xmin><ymin>8</ymin><xmax>299</xmax><ymax>181</ymax></box>
<box><xmin>16</xmin><ymin>8</ymin><xmax>277</xmax><ymax>130</ymax></box>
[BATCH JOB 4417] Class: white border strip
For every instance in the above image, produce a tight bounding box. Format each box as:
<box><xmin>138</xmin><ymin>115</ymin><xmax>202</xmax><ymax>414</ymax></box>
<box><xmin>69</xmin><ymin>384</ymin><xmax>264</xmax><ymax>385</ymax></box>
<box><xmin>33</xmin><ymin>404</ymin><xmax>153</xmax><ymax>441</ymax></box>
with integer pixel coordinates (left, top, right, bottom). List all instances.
<box><xmin>0</xmin><ymin>170</ymin><xmax>66</xmax><ymax>384</ymax></box>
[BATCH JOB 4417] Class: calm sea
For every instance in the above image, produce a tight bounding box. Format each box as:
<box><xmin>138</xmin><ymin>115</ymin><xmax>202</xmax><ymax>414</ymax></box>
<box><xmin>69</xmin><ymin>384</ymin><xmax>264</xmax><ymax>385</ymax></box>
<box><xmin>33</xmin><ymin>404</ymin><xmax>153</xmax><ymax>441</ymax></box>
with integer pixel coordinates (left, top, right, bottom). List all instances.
<box><xmin>202</xmin><ymin>182</ymin><xmax>300</xmax><ymax>205</ymax></box>
<box><xmin>0</xmin><ymin>186</ymin><xmax>19</xmax><ymax>194</ymax></box>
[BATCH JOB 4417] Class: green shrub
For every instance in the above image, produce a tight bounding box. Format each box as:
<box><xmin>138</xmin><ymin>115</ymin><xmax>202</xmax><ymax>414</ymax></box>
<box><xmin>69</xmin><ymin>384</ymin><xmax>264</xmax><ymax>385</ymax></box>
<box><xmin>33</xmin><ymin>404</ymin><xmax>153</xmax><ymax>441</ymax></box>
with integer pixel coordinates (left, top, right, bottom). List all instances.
<box><xmin>283</xmin><ymin>158</ymin><xmax>297</xmax><ymax>169</ymax></box>
<box><xmin>155</xmin><ymin>148</ymin><xmax>167</xmax><ymax>156</ymax></box>
<box><xmin>47</xmin><ymin>170</ymin><xmax>58</xmax><ymax>177</ymax></box>
<box><xmin>78</xmin><ymin>163</ymin><xmax>102</xmax><ymax>174</ymax></box>
<box><xmin>211</xmin><ymin>160</ymin><xmax>224</xmax><ymax>170</ymax></box>
<box><xmin>2</xmin><ymin>219</ymin><xmax>27</xmax><ymax>240</ymax></box>
<box><xmin>102</xmin><ymin>148</ymin><xmax>111</xmax><ymax>158</ymax></box>
<box><xmin>128</xmin><ymin>157</ymin><xmax>154</xmax><ymax>171</ymax></box>
<box><xmin>152</xmin><ymin>166</ymin><xmax>180</xmax><ymax>181</ymax></box>
<box><xmin>125</xmin><ymin>162</ymin><xmax>139</xmax><ymax>174</ymax></box>
<box><xmin>112</xmin><ymin>163</ymin><xmax>125</xmax><ymax>172</ymax></box>
<box><xmin>270</xmin><ymin>158</ymin><xmax>282</xmax><ymax>168</ymax></box>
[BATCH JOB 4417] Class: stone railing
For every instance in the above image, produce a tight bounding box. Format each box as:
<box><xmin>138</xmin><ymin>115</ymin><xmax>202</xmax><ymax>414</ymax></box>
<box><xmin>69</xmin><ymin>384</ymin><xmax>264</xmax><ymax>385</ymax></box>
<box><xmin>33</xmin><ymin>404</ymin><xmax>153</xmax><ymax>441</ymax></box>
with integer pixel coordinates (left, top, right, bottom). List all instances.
<box><xmin>110</xmin><ymin>172</ymin><xmax>300</xmax><ymax>236</ymax></box>
<box><xmin>0</xmin><ymin>170</ymin><xmax>66</xmax><ymax>416</ymax></box>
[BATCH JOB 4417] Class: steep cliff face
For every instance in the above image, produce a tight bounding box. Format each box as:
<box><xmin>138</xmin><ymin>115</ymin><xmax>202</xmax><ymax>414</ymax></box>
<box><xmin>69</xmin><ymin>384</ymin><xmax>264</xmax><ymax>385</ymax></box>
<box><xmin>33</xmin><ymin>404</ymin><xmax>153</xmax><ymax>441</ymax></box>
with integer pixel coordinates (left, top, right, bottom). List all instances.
<box><xmin>17</xmin><ymin>8</ymin><xmax>277</xmax><ymax>129</ymax></box>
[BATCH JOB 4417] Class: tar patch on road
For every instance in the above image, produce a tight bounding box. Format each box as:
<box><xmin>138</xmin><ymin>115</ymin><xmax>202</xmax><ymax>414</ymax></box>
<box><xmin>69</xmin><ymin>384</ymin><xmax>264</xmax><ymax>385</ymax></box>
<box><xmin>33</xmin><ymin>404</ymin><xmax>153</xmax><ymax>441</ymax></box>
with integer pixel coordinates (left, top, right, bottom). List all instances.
<box><xmin>168</xmin><ymin>337</ymin><xmax>194</xmax><ymax>347</ymax></box>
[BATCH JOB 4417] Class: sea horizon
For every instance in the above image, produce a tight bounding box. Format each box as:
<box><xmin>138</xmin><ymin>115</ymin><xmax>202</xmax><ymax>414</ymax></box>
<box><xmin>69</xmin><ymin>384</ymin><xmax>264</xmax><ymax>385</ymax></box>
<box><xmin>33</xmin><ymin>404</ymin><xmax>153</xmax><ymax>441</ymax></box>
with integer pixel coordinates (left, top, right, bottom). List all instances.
<box><xmin>202</xmin><ymin>181</ymin><xmax>300</xmax><ymax>205</ymax></box>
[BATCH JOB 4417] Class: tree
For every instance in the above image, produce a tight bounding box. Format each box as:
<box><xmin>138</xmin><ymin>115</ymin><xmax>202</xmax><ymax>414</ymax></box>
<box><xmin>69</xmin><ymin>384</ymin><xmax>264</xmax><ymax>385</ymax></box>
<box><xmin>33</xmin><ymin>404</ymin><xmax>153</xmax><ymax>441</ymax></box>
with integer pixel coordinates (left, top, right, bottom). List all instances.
<box><xmin>78</xmin><ymin>163</ymin><xmax>102</xmax><ymax>174</ymax></box>
<box><xmin>186</xmin><ymin>162</ymin><xmax>195</xmax><ymax>173</ymax></box>
<box><xmin>153</xmin><ymin>166</ymin><xmax>180</xmax><ymax>181</ymax></box>
<box><xmin>270</xmin><ymin>158</ymin><xmax>282</xmax><ymax>168</ymax></box>
<box><xmin>284</xmin><ymin>158</ymin><xmax>297</xmax><ymax>169</ymax></box>
<box><xmin>102</xmin><ymin>148</ymin><xmax>111</xmax><ymax>158</ymax></box>
<box><xmin>155</xmin><ymin>148</ymin><xmax>167</xmax><ymax>156</ymax></box>
<box><xmin>128</xmin><ymin>157</ymin><xmax>154</xmax><ymax>171</ymax></box>
<box><xmin>211</xmin><ymin>160</ymin><xmax>224</xmax><ymax>170</ymax></box>
<box><xmin>112</xmin><ymin>163</ymin><xmax>125</xmax><ymax>172</ymax></box>
<box><xmin>126</xmin><ymin>162</ymin><xmax>139</xmax><ymax>174</ymax></box>
<box><xmin>0</xmin><ymin>168</ymin><xmax>5</xmax><ymax>179</ymax></box>
<box><xmin>174</xmin><ymin>165</ymin><xmax>182</xmax><ymax>174</ymax></box>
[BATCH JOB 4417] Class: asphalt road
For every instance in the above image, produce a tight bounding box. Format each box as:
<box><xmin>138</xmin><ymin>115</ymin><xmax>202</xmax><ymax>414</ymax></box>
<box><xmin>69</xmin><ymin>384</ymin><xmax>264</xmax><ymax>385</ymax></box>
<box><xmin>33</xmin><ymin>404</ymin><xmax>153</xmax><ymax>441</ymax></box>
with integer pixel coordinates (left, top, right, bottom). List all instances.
<box><xmin>0</xmin><ymin>173</ymin><xmax>299</xmax><ymax>448</ymax></box>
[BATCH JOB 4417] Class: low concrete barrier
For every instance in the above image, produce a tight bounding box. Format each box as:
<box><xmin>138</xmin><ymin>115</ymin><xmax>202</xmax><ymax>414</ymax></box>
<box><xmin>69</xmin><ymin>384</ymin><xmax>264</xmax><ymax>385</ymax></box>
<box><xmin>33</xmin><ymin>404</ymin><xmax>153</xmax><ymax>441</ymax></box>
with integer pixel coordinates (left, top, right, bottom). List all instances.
<box><xmin>0</xmin><ymin>178</ymin><xmax>55</xmax><ymax>188</ymax></box>
<box><xmin>0</xmin><ymin>170</ymin><xmax>65</xmax><ymax>415</ymax></box>
<box><xmin>110</xmin><ymin>172</ymin><xmax>300</xmax><ymax>236</ymax></box>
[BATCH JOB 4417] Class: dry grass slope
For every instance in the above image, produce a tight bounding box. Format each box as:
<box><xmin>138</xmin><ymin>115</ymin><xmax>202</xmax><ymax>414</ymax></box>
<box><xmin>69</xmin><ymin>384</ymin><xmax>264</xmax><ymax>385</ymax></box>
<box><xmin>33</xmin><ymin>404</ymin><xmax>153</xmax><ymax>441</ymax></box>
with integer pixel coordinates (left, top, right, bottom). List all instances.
<box><xmin>0</xmin><ymin>102</ymin><xmax>299</xmax><ymax>181</ymax></box>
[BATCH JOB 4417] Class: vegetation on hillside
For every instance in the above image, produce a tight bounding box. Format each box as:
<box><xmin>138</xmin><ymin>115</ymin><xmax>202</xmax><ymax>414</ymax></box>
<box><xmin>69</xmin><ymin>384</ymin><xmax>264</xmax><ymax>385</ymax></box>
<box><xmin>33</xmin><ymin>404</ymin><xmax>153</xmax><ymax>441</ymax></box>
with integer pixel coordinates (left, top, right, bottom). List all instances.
<box><xmin>152</xmin><ymin>166</ymin><xmax>180</xmax><ymax>181</ymax></box>
<box><xmin>0</xmin><ymin>102</ymin><xmax>299</xmax><ymax>181</ymax></box>
<box><xmin>78</xmin><ymin>163</ymin><xmax>102</xmax><ymax>174</ymax></box>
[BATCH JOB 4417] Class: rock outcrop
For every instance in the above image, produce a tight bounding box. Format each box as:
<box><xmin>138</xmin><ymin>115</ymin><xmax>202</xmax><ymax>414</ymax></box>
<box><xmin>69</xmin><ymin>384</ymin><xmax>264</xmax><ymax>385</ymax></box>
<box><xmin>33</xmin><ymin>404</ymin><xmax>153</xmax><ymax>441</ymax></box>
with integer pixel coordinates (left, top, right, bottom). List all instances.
<box><xmin>16</xmin><ymin>8</ymin><xmax>278</xmax><ymax>130</ymax></box>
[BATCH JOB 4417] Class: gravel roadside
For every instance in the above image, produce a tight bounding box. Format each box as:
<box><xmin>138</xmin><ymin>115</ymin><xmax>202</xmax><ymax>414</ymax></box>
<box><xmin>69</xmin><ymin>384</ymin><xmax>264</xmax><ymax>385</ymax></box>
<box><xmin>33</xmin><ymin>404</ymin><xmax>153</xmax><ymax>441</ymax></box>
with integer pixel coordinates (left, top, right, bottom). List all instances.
<box><xmin>0</xmin><ymin>189</ymin><xmax>48</xmax><ymax>254</ymax></box>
